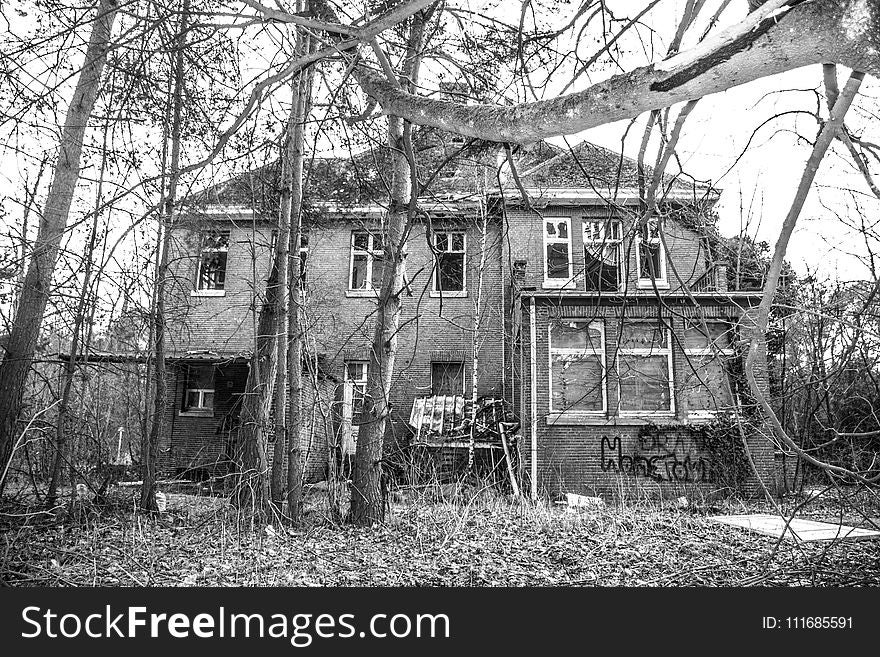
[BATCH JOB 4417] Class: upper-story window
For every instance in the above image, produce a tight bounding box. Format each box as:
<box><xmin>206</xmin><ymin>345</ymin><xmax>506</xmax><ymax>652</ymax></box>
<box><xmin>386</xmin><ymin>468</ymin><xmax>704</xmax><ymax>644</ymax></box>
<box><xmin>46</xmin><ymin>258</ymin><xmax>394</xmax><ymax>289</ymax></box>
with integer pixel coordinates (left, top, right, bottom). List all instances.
<box><xmin>349</xmin><ymin>231</ymin><xmax>385</xmax><ymax>292</ymax></box>
<box><xmin>617</xmin><ymin>320</ymin><xmax>674</xmax><ymax>415</ymax></box>
<box><xmin>682</xmin><ymin>320</ymin><xmax>735</xmax><ymax>417</ymax></box>
<box><xmin>182</xmin><ymin>364</ymin><xmax>215</xmax><ymax>413</ymax></box>
<box><xmin>195</xmin><ymin>230</ymin><xmax>229</xmax><ymax>292</ymax></box>
<box><xmin>584</xmin><ymin>219</ymin><xmax>622</xmax><ymax>292</ymax></box>
<box><xmin>431</xmin><ymin>361</ymin><xmax>465</xmax><ymax>396</ymax></box>
<box><xmin>637</xmin><ymin>218</ymin><xmax>667</xmax><ymax>287</ymax></box>
<box><xmin>433</xmin><ymin>231</ymin><xmax>466</xmax><ymax>295</ymax></box>
<box><xmin>549</xmin><ymin>319</ymin><xmax>606</xmax><ymax>413</ymax></box>
<box><xmin>543</xmin><ymin>218</ymin><xmax>572</xmax><ymax>287</ymax></box>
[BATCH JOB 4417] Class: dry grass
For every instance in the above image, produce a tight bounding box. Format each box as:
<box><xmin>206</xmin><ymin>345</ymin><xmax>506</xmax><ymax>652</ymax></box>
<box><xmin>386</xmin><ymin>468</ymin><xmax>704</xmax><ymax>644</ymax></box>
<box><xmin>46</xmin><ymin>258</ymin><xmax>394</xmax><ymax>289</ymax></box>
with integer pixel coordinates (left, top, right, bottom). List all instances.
<box><xmin>1</xmin><ymin>485</ymin><xmax>879</xmax><ymax>587</ymax></box>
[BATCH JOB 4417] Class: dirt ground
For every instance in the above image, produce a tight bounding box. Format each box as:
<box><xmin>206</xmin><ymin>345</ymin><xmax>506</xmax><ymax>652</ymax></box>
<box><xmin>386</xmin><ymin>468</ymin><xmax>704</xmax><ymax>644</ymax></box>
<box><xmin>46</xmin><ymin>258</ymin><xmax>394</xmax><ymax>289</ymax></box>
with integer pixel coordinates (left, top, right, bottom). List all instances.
<box><xmin>2</xmin><ymin>485</ymin><xmax>879</xmax><ymax>586</ymax></box>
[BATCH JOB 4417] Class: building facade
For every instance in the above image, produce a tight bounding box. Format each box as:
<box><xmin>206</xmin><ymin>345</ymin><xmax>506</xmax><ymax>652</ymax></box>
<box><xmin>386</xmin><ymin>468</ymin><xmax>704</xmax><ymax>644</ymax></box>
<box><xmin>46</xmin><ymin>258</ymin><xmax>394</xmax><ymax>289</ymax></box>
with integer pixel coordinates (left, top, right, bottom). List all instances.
<box><xmin>160</xmin><ymin>135</ymin><xmax>775</xmax><ymax>497</ymax></box>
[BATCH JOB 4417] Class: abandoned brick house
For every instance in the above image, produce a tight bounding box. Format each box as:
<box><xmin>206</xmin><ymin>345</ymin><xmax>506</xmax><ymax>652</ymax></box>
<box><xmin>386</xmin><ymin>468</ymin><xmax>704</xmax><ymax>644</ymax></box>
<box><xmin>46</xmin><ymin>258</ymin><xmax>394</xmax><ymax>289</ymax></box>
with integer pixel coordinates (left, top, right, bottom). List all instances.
<box><xmin>159</xmin><ymin>131</ymin><xmax>775</xmax><ymax>497</ymax></box>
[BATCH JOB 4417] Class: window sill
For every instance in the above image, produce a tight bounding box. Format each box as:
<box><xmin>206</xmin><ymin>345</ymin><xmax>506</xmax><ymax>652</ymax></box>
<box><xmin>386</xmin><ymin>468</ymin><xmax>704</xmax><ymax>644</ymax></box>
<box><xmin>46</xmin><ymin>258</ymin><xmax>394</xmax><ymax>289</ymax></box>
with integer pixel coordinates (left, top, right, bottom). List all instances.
<box><xmin>178</xmin><ymin>410</ymin><xmax>214</xmax><ymax>418</ymax></box>
<box><xmin>636</xmin><ymin>280</ymin><xmax>669</xmax><ymax>290</ymax></box>
<box><xmin>429</xmin><ymin>290</ymin><xmax>468</xmax><ymax>298</ymax></box>
<box><xmin>346</xmin><ymin>289</ymin><xmax>380</xmax><ymax>298</ymax></box>
<box><xmin>191</xmin><ymin>289</ymin><xmax>226</xmax><ymax>297</ymax></box>
<box><xmin>542</xmin><ymin>280</ymin><xmax>576</xmax><ymax>290</ymax></box>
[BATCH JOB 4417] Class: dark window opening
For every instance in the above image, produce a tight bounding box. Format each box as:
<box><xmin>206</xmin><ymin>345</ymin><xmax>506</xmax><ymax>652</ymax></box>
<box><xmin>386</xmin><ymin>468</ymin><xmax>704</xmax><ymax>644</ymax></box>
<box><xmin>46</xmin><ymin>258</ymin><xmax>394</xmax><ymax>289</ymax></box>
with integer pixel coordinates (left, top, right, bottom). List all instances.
<box><xmin>433</xmin><ymin>232</ymin><xmax>465</xmax><ymax>293</ymax></box>
<box><xmin>183</xmin><ymin>364</ymin><xmax>215</xmax><ymax>412</ymax></box>
<box><xmin>196</xmin><ymin>231</ymin><xmax>229</xmax><ymax>290</ymax></box>
<box><xmin>431</xmin><ymin>361</ymin><xmax>465</xmax><ymax>396</ymax></box>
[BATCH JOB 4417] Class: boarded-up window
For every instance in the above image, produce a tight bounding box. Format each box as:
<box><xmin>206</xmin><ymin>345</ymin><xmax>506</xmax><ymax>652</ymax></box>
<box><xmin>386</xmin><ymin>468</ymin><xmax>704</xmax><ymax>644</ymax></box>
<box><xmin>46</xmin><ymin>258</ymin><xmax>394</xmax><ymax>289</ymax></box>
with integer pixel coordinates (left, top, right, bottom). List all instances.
<box><xmin>549</xmin><ymin>319</ymin><xmax>606</xmax><ymax>412</ymax></box>
<box><xmin>183</xmin><ymin>364</ymin><xmax>215</xmax><ymax>412</ymax></box>
<box><xmin>618</xmin><ymin>321</ymin><xmax>673</xmax><ymax>413</ymax></box>
<box><xmin>431</xmin><ymin>361</ymin><xmax>465</xmax><ymax>396</ymax></box>
<box><xmin>196</xmin><ymin>231</ymin><xmax>229</xmax><ymax>290</ymax></box>
<box><xmin>544</xmin><ymin>218</ymin><xmax>572</xmax><ymax>285</ymax></box>
<box><xmin>584</xmin><ymin>218</ymin><xmax>622</xmax><ymax>292</ymax></box>
<box><xmin>349</xmin><ymin>231</ymin><xmax>384</xmax><ymax>290</ymax></box>
<box><xmin>682</xmin><ymin>321</ymin><xmax>734</xmax><ymax>416</ymax></box>
<box><xmin>433</xmin><ymin>232</ymin><xmax>466</xmax><ymax>293</ymax></box>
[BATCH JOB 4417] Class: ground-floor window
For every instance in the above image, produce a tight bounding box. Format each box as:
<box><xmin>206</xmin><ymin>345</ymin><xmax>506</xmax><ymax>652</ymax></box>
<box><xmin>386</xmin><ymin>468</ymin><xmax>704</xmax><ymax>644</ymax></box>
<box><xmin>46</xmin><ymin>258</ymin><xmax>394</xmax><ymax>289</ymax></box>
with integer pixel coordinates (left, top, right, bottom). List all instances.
<box><xmin>617</xmin><ymin>320</ymin><xmax>674</xmax><ymax>414</ymax></box>
<box><xmin>549</xmin><ymin>319</ymin><xmax>606</xmax><ymax>413</ymax></box>
<box><xmin>182</xmin><ymin>364</ymin><xmax>215</xmax><ymax>413</ymax></box>
<box><xmin>342</xmin><ymin>361</ymin><xmax>368</xmax><ymax>452</ymax></box>
<box><xmin>681</xmin><ymin>320</ymin><xmax>735</xmax><ymax>416</ymax></box>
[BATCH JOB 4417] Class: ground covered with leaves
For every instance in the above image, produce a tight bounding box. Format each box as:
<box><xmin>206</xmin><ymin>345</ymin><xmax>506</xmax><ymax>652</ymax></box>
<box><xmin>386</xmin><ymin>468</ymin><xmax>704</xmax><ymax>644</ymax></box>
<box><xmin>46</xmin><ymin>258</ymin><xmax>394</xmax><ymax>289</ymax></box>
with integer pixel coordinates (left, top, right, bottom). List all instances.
<box><xmin>2</xmin><ymin>487</ymin><xmax>879</xmax><ymax>586</ymax></box>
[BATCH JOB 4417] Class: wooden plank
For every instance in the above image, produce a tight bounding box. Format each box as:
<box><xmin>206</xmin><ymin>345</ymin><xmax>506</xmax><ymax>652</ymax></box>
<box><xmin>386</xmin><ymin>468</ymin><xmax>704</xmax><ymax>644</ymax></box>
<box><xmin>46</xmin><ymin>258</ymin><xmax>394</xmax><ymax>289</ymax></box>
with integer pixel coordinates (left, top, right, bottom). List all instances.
<box><xmin>710</xmin><ymin>514</ymin><xmax>880</xmax><ymax>543</ymax></box>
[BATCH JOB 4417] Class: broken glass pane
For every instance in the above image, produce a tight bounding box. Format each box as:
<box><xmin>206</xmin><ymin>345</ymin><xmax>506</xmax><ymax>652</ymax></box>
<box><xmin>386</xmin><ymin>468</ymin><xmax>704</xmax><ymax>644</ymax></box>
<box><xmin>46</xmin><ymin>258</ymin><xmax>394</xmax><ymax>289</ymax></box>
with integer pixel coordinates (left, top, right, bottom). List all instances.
<box><xmin>351</xmin><ymin>254</ymin><xmax>368</xmax><ymax>289</ymax></box>
<box><xmin>437</xmin><ymin>252</ymin><xmax>465</xmax><ymax>291</ymax></box>
<box><xmin>546</xmin><ymin>243</ymin><xmax>569</xmax><ymax>279</ymax></box>
<box><xmin>682</xmin><ymin>355</ymin><xmax>732</xmax><ymax>412</ymax></box>
<box><xmin>618</xmin><ymin>354</ymin><xmax>671</xmax><ymax>411</ymax></box>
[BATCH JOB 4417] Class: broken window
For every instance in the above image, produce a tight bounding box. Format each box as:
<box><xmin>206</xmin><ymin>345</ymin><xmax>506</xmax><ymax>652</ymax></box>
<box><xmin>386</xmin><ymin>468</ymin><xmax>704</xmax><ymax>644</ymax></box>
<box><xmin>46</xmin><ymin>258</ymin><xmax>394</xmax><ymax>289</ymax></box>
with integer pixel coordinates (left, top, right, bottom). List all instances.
<box><xmin>183</xmin><ymin>364</ymin><xmax>215</xmax><ymax>412</ymax></box>
<box><xmin>431</xmin><ymin>361</ymin><xmax>465</xmax><ymax>396</ymax></box>
<box><xmin>195</xmin><ymin>230</ymin><xmax>230</xmax><ymax>291</ymax></box>
<box><xmin>583</xmin><ymin>219</ymin><xmax>622</xmax><ymax>292</ymax></box>
<box><xmin>549</xmin><ymin>319</ymin><xmax>606</xmax><ymax>413</ymax></box>
<box><xmin>682</xmin><ymin>320</ymin><xmax>735</xmax><ymax>416</ymax></box>
<box><xmin>433</xmin><ymin>231</ymin><xmax>466</xmax><ymax>294</ymax></box>
<box><xmin>618</xmin><ymin>321</ymin><xmax>673</xmax><ymax>413</ymax></box>
<box><xmin>543</xmin><ymin>218</ymin><xmax>572</xmax><ymax>286</ymax></box>
<box><xmin>637</xmin><ymin>218</ymin><xmax>666</xmax><ymax>286</ymax></box>
<box><xmin>298</xmin><ymin>233</ymin><xmax>308</xmax><ymax>289</ymax></box>
<box><xmin>349</xmin><ymin>231</ymin><xmax>385</xmax><ymax>291</ymax></box>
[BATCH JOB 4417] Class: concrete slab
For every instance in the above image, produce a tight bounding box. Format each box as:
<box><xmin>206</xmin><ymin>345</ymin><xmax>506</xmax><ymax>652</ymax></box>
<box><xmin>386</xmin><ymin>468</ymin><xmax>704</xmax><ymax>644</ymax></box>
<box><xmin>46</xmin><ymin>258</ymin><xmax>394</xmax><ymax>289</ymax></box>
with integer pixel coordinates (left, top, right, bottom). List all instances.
<box><xmin>710</xmin><ymin>514</ymin><xmax>880</xmax><ymax>543</ymax></box>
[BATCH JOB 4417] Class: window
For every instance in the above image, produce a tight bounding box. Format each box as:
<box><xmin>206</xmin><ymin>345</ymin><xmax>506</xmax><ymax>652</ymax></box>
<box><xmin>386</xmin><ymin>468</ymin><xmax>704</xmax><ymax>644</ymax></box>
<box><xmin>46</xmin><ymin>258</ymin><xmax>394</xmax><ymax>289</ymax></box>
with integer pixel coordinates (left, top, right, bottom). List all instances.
<box><xmin>583</xmin><ymin>219</ymin><xmax>622</xmax><ymax>292</ymax></box>
<box><xmin>298</xmin><ymin>233</ymin><xmax>308</xmax><ymax>290</ymax></box>
<box><xmin>182</xmin><ymin>364</ymin><xmax>215</xmax><ymax>412</ymax></box>
<box><xmin>349</xmin><ymin>231</ymin><xmax>385</xmax><ymax>292</ymax></box>
<box><xmin>549</xmin><ymin>319</ymin><xmax>606</xmax><ymax>413</ymax></box>
<box><xmin>637</xmin><ymin>218</ymin><xmax>667</xmax><ymax>286</ymax></box>
<box><xmin>343</xmin><ymin>361</ymin><xmax>368</xmax><ymax>450</ymax></box>
<box><xmin>617</xmin><ymin>321</ymin><xmax>674</xmax><ymax>414</ymax></box>
<box><xmin>432</xmin><ymin>231</ymin><xmax>466</xmax><ymax>294</ymax></box>
<box><xmin>195</xmin><ymin>230</ymin><xmax>230</xmax><ymax>291</ymax></box>
<box><xmin>431</xmin><ymin>361</ymin><xmax>465</xmax><ymax>396</ymax></box>
<box><xmin>682</xmin><ymin>321</ymin><xmax>735</xmax><ymax>416</ymax></box>
<box><xmin>543</xmin><ymin>218</ymin><xmax>572</xmax><ymax>286</ymax></box>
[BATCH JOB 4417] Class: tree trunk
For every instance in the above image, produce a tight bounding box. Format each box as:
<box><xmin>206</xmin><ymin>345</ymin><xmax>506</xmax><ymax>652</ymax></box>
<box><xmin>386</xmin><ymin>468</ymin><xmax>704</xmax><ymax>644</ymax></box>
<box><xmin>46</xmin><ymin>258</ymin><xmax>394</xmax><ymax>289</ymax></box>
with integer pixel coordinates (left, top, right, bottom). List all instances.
<box><xmin>0</xmin><ymin>0</ymin><xmax>118</xmax><ymax>488</ymax></box>
<box><xmin>348</xmin><ymin>9</ymin><xmax>431</xmax><ymax>525</ymax></box>
<box><xmin>284</xmin><ymin>15</ymin><xmax>314</xmax><ymax>524</ymax></box>
<box><xmin>141</xmin><ymin>0</ymin><xmax>189</xmax><ymax>512</ymax></box>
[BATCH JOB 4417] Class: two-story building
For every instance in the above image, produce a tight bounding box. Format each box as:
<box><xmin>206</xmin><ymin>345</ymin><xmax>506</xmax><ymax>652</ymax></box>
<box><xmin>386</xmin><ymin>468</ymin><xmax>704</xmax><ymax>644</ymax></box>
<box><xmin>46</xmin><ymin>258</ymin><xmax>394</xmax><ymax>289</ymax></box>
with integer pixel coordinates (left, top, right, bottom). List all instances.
<box><xmin>159</xmin><ymin>131</ymin><xmax>775</xmax><ymax>497</ymax></box>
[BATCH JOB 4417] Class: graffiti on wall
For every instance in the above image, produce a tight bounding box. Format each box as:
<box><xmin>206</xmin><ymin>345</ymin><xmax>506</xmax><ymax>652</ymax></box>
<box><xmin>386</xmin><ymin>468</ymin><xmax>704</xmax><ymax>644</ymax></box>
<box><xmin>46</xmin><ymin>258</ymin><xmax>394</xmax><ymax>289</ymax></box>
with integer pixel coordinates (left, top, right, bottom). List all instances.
<box><xmin>599</xmin><ymin>432</ymin><xmax>716</xmax><ymax>483</ymax></box>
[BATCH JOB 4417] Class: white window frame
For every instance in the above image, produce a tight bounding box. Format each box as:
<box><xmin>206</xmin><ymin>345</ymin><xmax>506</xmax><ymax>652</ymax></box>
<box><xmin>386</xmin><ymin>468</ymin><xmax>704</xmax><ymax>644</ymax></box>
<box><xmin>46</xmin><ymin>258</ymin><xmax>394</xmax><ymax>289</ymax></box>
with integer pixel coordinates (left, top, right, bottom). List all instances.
<box><xmin>342</xmin><ymin>361</ymin><xmax>368</xmax><ymax>453</ymax></box>
<box><xmin>683</xmin><ymin>320</ymin><xmax>735</xmax><ymax>419</ymax></box>
<box><xmin>431</xmin><ymin>231</ymin><xmax>467</xmax><ymax>298</ymax></box>
<box><xmin>636</xmin><ymin>220</ymin><xmax>668</xmax><ymax>289</ymax></box>
<box><xmin>192</xmin><ymin>230</ymin><xmax>230</xmax><ymax>297</ymax></box>
<box><xmin>583</xmin><ymin>218</ymin><xmax>622</xmax><ymax>293</ymax></box>
<box><xmin>543</xmin><ymin>217</ymin><xmax>574</xmax><ymax>288</ymax></box>
<box><xmin>617</xmin><ymin>320</ymin><xmax>675</xmax><ymax>417</ymax></box>
<box><xmin>548</xmin><ymin>319</ymin><xmax>607</xmax><ymax>415</ymax></box>
<box><xmin>181</xmin><ymin>365</ymin><xmax>215</xmax><ymax>415</ymax></box>
<box><xmin>347</xmin><ymin>230</ymin><xmax>385</xmax><ymax>296</ymax></box>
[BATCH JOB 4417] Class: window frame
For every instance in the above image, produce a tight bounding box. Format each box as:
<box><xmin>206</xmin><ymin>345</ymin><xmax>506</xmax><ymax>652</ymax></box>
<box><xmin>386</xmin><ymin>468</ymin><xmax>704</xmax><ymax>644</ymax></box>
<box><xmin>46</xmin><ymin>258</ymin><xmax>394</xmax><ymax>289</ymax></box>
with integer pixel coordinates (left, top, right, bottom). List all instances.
<box><xmin>548</xmin><ymin>318</ymin><xmax>607</xmax><ymax>415</ymax></box>
<box><xmin>343</xmin><ymin>361</ymin><xmax>369</xmax><ymax>447</ymax></box>
<box><xmin>431</xmin><ymin>231</ymin><xmax>467</xmax><ymax>298</ymax></box>
<box><xmin>682</xmin><ymin>320</ymin><xmax>735</xmax><ymax>419</ymax></box>
<box><xmin>347</xmin><ymin>230</ymin><xmax>385</xmax><ymax>296</ymax></box>
<box><xmin>192</xmin><ymin>230</ymin><xmax>230</xmax><ymax>297</ymax></box>
<box><xmin>542</xmin><ymin>217</ymin><xmax>574</xmax><ymax>288</ymax></box>
<box><xmin>583</xmin><ymin>218</ymin><xmax>623</xmax><ymax>293</ymax></box>
<box><xmin>636</xmin><ymin>220</ymin><xmax>668</xmax><ymax>289</ymax></box>
<box><xmin>616</xmin><ymin>320</ymin><xmax>675</xmax><ymax>417</ymax></box>
<box><xmin>180</xmin><ymin>364</ymin><xmax>216</xmax><ymax>415</ymax></box>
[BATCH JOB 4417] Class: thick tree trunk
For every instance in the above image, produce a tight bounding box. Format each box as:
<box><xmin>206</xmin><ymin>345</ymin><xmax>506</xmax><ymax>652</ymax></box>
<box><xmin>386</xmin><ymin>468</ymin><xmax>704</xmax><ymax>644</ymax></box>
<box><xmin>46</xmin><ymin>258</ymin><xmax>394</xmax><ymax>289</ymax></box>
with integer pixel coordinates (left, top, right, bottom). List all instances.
<box><xmin>0</xmin><ymin>0</ymin><xmax>118</xmax><ymax>488</ymax></box>
<box><xmin>141</xmin><ymin>0</ymin><xmax>189</xmax><ymax>512</ymax></box>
